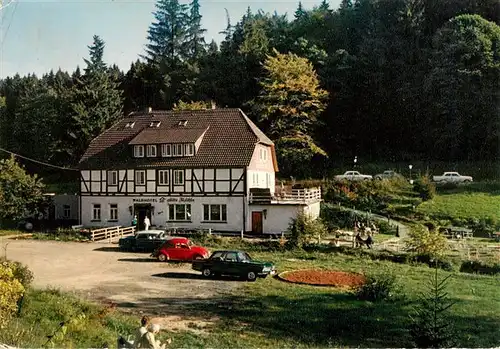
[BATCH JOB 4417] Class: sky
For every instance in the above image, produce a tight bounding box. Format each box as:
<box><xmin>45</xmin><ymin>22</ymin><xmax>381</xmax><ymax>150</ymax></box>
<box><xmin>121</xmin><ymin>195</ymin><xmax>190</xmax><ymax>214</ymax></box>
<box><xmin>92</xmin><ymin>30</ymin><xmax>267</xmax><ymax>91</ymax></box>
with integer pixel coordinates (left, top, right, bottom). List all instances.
<box><xmin>0</xmin><ymin>0</ymin><xmax>341</xmax><ymax>78</ymax></box>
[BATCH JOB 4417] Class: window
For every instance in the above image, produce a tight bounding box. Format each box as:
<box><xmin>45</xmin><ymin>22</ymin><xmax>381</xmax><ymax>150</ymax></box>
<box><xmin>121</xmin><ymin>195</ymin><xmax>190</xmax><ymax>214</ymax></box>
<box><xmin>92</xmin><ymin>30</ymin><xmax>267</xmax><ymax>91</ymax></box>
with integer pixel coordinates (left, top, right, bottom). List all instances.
<box><xmin>185</xmin><ymin>143</ymin><xmax>194</xmax><ymax>156</ymax></box>
<box><xmin>146</xmin><ymin>145</ymin><xmax>157</xmax><ymax>157</ymax></box>
<box><xmin>62</xmin><ymin>205</ymin><xmax>71</xmax><ymax>219</ymax></box>
<box><xmin>92</xmin><ymin>204</ymin><xmax>101</xmax><ymax>221</ymax></box>
<box><xmin>173</xmin><ymin>170</ymin><xmax>184</xmax><ymax>185</ymax></box>
<box><xmin>168</xmin><ymin>204</ymin><xmax>191</xmax><ymax>221</ymax></box>
<box><xmin>125</xmin><ymin>121</ymin><xmax>135</xmax><ymax>128</ymax></box>
<box><xmin>109</xmin><ymin>204</ymin><xmax>118</xmax><ymax>221</ymax></box>
<box><xmin>172</xmin><ymin>144</ymin><xmax>183</xmax><ymax>156</ymax></box>
<box><xmin>161</xmin><ymin>144</ymin><xmax>172</xmax><ymax>157</ymax></box>
<box><xmin>178</xmin><ymin>120</ymin><xmax>188</xmax><ymax>126</ymax></box>
<box><xmin>134</xmin><ymin>145</ymin><xmax>144</xmax><ymax>158</ymax></box>
<box><xmin>149</xmin><ymin>121</ymin><xmax>161</xmax><ymax>128</ymax></box>
<box><xmin>252</xmin><ymin>173</ymin><xmax>258</xmax><ymax>186</ymax></box>
<box><xmin>135</xmin><ymin>170</ymin><xmax>146</xmax><ymax>185</ymax></box>
<box><xmin>266</xmin><ymin>173</ymin><xmax>271</xmax><ymax>187</ymax></box>
<box><xmin>203</xmin><ymin>204</ymin><xmax>227</xmax><ymax>222</ymax></box>
<box><xmin>108</xmin><ymin>170</ymin><xmax>118</xmax><ymax>186</ymax></box>
<box><xmin>260</xmin><ymin>148</ymin><xmax>267</xmax><ymax>161</ymax></box>
<box><xmin>158</xmin><ymin>170</ymin><xmax>169</xmax><ymax>185</ymax></box>
<box><xmin>225</xmin><ymin>252</ymin><xmax>238</xmax><ymax>262</ymax></box>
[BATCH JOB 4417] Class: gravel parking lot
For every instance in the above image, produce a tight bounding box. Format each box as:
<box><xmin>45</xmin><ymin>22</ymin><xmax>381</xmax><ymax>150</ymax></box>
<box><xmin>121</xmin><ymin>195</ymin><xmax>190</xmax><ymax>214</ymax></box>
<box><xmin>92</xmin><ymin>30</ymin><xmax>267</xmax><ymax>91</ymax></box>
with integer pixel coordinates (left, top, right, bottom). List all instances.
<box><xmin>2</xmin><ymin>238</ymin><xmax>240</xmax><ymax>332</ymax></box>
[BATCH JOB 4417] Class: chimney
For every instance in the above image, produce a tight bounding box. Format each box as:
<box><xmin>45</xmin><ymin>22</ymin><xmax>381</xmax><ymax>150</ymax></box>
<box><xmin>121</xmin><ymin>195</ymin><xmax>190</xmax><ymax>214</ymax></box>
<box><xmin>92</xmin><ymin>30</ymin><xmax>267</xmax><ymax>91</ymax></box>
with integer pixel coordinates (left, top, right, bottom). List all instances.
<box><xmin>211</xmin><ymin>100</ymin><xmax>216</xmax><ymax>110</ymax></box>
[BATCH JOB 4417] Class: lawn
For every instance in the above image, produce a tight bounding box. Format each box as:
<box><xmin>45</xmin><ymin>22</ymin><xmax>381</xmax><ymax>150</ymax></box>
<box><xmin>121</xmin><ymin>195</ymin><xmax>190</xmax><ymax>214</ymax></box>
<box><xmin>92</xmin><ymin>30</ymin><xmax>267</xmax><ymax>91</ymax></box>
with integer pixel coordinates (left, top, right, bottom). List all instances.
<box><xmin>2</xmin><ymin>247</ymin><xmax>499</xmax><ymax>348</ymax></box>
<box><xmin>417</xmin><ymin>192</ymin><xmax>500</xmax><ymax>221</ymax></box>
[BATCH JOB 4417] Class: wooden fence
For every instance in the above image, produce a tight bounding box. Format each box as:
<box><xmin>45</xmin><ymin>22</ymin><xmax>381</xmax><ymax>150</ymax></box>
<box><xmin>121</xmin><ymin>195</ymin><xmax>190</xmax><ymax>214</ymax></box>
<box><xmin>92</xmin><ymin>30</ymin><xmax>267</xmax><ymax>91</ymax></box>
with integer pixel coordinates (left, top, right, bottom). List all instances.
<box><xmin>90</xmin><ymin>226</ymin><xmax>136</xmax><ymax>243</ymax></box>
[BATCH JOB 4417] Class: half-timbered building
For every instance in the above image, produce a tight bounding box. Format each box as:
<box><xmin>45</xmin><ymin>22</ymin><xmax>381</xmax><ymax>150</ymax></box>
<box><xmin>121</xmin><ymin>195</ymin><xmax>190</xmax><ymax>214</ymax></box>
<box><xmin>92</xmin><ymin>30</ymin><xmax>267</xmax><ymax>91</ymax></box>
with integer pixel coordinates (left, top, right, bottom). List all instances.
<box><xmin>78</xmin><ymin>108</ymin><xmax>321</xmax><ymax>234</ymax></box>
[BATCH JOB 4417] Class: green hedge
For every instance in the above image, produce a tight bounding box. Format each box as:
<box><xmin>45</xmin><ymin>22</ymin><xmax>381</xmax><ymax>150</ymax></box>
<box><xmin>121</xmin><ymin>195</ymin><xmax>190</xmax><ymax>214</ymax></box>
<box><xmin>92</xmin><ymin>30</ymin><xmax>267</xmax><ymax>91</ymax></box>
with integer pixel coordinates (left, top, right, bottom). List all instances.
<box><xmin>459</xmin><ymin>260</ymin><xmax>500</xmax><ymax>275</ymax></box>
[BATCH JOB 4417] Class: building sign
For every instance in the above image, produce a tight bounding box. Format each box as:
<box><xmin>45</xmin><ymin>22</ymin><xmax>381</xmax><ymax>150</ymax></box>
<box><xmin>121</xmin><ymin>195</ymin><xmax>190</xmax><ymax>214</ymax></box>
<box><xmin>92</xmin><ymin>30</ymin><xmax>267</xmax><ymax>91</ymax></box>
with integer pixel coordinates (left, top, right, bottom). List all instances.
<box><xmin>132</xmin><ymin>197</ymin><xmax>196</xmax><ymax>204</ymax></box>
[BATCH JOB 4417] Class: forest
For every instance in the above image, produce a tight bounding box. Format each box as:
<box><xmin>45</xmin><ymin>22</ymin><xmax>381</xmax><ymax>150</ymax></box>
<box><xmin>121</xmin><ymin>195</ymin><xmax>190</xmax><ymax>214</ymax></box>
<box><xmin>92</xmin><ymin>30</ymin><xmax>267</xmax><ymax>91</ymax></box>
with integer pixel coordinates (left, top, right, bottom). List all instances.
<box><xmin>0</xmin><ymin>0</ymin><xmax>499</xmax><ymax>179</ymax></box>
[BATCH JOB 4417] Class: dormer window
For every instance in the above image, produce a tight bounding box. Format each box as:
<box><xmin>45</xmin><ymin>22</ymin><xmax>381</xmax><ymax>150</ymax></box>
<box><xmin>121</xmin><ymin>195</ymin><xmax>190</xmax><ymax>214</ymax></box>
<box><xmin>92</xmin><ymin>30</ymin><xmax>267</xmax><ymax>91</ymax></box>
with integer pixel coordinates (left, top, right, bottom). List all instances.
<box><xmin>178</xmin><ymin>120</ymin><xmax>188</xmax><ymax>127</ymax></box>
<box><xmin>134</xmin><ymin>145</ymin><xmax>144</xmax><ymax>157</ymax></box>
<box><xmin>149</xmin><ymin>121</ymin><xmax>161</xmax><ymax>128</ymax></box>
<box><xmin>161</xmin><ymin>144</ymin><xmax>172</xmax><ymax>157</ymax></box>
<box><xmin>185</xmin><ymin>144</ymin><xmax>194</xmax><ymax>156</ymax></box>
<box><xmin>173</xmin><ymin>144</ymin><xmax>183</xmax><ymax>156</ymax></box>
<box><xmin>146</xmin><ymin>145</ymin><xmax>157</xmax><ymax>157</ymax></box>
<box><xmin>125</xmin><ymin>121</ymin><xmax>135</xmax><ymax>128</ymax></box>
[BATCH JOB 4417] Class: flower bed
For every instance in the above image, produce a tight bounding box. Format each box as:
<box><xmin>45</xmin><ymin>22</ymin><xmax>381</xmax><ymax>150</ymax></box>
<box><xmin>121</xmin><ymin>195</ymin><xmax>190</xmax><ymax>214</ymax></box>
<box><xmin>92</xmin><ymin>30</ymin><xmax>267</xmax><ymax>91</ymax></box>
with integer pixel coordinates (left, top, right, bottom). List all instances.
<box><xmin>278</xmin><ymin>269</ymin><xmax>366</xmax><ymax>288</ymax></box>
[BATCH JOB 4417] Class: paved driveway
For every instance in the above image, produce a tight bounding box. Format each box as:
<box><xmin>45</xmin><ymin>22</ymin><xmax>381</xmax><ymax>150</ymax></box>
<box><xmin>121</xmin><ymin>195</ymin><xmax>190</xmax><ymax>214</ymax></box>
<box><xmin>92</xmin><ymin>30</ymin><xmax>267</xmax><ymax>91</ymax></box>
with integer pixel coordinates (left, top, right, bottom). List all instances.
<box><xmin>2</xmin><ymin>238</ymin><xmax>239</xmax><ymax>320</ymax></box>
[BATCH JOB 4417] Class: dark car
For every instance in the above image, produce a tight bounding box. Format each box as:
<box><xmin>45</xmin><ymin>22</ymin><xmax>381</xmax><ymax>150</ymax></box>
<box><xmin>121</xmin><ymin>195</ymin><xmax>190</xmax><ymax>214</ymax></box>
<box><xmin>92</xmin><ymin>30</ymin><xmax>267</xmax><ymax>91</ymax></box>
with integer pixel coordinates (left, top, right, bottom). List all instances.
<box><xmin>192</xmin><ymin>250</ymin><xmax>276</xmax><ymax>281</ymax></box>
<box><xmin>118</xmin><ymin>230</ymin><xmax>172</xmax><ymax>252</ymax></box>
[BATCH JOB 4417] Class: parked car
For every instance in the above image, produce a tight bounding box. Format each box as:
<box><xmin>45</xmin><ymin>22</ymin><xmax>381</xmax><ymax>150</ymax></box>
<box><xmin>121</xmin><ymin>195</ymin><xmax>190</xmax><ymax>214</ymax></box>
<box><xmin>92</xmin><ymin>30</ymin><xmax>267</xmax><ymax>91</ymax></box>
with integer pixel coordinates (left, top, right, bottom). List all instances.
<box><xmin>432</xmin><ymin>172</ymin><xmax>473</xmax><ymax>183</ymax></box>
<box><xmin>374</xmin><ymin>170</ymin><xmax>402</xmax><ymax>180</ymax></box>
<box><xmin>334</xmin><ymin>171</ymin><xmax>372</xmax><ymax>181</ymax></box>
<box><xmin>151</xmin><ymin>237</ymin><xmax>210</xmax><ymax>262</ymax></box>
<box><xmin>118</xmin><ymin>230</ymin><xmax>172</xmax><ymax>252</ymax></box>
<box><xmin>192</xmin><ymin>250</ymin><xmax>276</xmax><ymax>281</ymax></box>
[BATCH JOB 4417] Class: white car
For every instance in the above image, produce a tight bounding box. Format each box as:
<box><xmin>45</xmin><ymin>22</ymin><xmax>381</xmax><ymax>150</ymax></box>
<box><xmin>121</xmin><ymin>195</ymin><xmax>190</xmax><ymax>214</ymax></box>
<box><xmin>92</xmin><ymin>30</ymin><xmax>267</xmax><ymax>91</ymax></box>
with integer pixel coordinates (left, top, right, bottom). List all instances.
<box><xmin>334</xmin><ymin>171</ymin><xmax>372</xmax><ymax>181</ymax></box>
<box><xmin>432</xmin><ymin>172</ymin><xmax>473</xmax><ymax>183</ymax></box>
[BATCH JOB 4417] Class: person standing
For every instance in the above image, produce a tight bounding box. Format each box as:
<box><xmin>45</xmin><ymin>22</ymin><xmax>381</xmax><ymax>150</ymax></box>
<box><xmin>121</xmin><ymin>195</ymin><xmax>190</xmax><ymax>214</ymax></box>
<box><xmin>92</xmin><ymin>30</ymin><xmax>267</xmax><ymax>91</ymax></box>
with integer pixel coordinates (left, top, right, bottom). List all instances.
<box><xmin>132</xmin><ymin>215</ymin><xmax>138</xmax><ymax>228</ymax></box>
<box><xmin>144</xmin><ymin>216</ymin><xmax>151</xmax><ymax>231</ymax></box>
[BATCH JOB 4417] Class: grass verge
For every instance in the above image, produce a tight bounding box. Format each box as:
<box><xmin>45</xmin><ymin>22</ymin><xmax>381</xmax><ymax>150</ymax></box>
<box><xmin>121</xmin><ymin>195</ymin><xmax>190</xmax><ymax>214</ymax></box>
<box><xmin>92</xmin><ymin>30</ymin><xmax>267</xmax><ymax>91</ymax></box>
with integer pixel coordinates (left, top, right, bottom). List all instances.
<box><xmin>417</xmin><ymin>192</ymin><xmax>500</xmax><ymax>221</ymax></box>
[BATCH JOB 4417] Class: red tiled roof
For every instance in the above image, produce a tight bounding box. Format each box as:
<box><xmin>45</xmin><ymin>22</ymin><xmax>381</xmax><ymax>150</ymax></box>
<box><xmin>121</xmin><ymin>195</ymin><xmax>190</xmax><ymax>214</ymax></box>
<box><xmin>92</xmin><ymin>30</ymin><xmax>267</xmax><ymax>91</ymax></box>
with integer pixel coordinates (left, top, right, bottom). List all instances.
<box><xmin>128</xmin><ymin>127</ymin><xmax>209</xmax><ymax>145</ymax></box>
<box><xmin>78</xmin><ymin>108</ymin><xmax>276</xmax><ymax>170</ymax></box>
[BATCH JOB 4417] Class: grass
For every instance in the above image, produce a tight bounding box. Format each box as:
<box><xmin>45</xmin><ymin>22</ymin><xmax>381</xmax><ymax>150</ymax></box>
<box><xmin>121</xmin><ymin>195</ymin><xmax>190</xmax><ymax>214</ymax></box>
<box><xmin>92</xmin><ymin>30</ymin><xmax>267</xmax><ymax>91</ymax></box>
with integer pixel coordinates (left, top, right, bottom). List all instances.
<box><xmin>417</xmin><ymin>192</ymin><xmax>500</xmax><ymax>221</ymax></box>
<box><xmin>2</xmin><ymin>245</ymin><xmax>499</xmax><ymax>348</ymax></box>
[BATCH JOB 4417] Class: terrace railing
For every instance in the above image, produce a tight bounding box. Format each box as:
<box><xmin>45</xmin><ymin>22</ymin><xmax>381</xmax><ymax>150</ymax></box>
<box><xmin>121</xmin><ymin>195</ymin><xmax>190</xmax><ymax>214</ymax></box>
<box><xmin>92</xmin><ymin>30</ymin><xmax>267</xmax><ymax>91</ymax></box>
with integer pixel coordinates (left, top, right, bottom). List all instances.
<box><xmin>249</xmin><ymin>187</ymin><xmax>322</xmax><ymax>204</ymax></box>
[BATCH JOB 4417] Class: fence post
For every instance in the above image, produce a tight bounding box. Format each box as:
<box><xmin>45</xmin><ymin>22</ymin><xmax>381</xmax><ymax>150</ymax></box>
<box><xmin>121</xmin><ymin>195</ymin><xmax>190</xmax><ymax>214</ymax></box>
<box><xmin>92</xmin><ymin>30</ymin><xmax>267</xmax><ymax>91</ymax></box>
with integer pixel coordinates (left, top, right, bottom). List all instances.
<box><xmin>240</xmin><ymin>230</ymin><xmax>244</xmax><ymax>239</ymax></box>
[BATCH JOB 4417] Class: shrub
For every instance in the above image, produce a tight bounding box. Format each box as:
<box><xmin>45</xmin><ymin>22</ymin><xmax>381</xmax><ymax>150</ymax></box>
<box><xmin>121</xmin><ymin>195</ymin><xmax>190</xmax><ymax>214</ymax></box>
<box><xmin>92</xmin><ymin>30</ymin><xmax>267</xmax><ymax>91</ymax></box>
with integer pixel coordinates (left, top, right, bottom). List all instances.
<box><xmin>413</xmin><ymin>175</ymin><xmax>436</xmax><ymax>201</ymax></box>
<box><xmin>411</xmin><ymin>253</ymin><xmax>455</xmax><ymax>272</ymax></box>
<box><xmin>406</xmin><ymin>225</ymin><xmax>449</xmax><ymax>257</ymax></box>
<box><xmin>0</xmin><ymin>261</ymin><xmax>25</xmax><ymax>328</ymax></box>
<box><xmin>3</xmin><ymin>259</ymin><xmax>34</xmax><ymax>288</ymax></box>
<box><xmin>355</xmin><ymin>272</ymin><xmax>398</xmax><ymax>302</ymax></box>
<box><xmin>375</xmin><ymin>220</ymin><xmax>397</xmax><ymax>235</ymax></box>
<box><xmin>320</xmin><ymin>203</ymin><xmax>365</xmax><ymax>230</ymax></box>
<box><xmin>459</xmin><ymin>260</ymin><xmax>500</xmax><ymax>275</ymax></box>
<box><xmin>409</xmin><ymin>267</ymin><xmax>456</xmax><ymax>348</ymax></box>
<box><xmin>286</xmin><ymin>213</ymin><xmax>327</xmax><ymax>249</ymax></box>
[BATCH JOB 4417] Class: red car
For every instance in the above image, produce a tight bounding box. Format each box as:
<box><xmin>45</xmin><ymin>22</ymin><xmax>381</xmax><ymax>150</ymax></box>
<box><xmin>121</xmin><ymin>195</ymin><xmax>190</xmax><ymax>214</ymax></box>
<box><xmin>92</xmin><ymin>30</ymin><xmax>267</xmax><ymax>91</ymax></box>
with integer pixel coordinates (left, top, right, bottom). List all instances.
<box><xmin>152</xmin><ymin>237</ymin><xmax>210</xmax><ymax>262</ymax></box>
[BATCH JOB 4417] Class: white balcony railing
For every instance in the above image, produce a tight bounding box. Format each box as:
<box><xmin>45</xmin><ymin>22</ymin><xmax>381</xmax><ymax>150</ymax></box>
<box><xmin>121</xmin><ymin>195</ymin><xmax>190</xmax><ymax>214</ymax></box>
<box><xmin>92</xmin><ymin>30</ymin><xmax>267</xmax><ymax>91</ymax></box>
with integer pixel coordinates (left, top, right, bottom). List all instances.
<box><xmin>249</xmin><ymin>187</ymin><xmax>322</xmax><ymax>204</ymax></box>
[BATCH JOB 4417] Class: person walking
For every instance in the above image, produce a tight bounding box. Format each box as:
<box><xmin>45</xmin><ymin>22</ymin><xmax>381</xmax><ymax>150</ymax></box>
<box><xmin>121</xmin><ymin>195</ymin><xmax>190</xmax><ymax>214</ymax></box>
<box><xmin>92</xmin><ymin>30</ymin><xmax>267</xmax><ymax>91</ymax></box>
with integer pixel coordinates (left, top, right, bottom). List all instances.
<box><xmin>144</xmin><ymin>216</ymin><xmax>151</xmax><ymax>231</ymax></box>
<box><xmin>132</xmin><ymin>215</ymin><xmax>138</xmax><ymax>227</ymax></box>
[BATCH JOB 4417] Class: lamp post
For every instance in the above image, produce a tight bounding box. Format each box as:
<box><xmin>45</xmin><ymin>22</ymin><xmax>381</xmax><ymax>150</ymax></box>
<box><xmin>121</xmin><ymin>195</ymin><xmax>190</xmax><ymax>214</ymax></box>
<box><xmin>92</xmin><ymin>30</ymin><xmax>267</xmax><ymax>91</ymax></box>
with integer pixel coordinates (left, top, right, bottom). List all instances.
<box><xmin>409</xmin><ymin>164</ymin><xmax>413</xmax><ymax>184</ymax></box>
<box><xmin>354</xmin><ymin>155</ymin><xmax>358</xmax><ymax>169</ymax></box>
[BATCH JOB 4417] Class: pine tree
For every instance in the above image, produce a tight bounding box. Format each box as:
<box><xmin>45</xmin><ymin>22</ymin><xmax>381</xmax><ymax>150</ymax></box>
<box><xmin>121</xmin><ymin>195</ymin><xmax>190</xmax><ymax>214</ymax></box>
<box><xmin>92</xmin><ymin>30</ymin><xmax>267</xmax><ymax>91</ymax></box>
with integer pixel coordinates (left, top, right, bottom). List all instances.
<box><xmin>186</xmin><ymin>0</ymin><xmax>206</xmax><ymax>60</ymax></box>
<box><xmin>145</xmin><ymin>0</ymin><xmax>189</xmax><ymax>64</ymax></box>
<box><xmin>84</xmin><ymin>35</ymin><xmax>106</xmax><ymax>74</ymax></box>
<box><xmin>294</xmin><ymin>2</ymin><xmax>307</xmax><ymax>20</ymax></box>
<box><xmin>69</xmin><ymin>35</ymin><xmax>123</xmax><ymax>160</ymax></box>
<box><xmin>409</xmin><ymin>266</ymin><xmax>457</xmax><ymax>348</ymax></box>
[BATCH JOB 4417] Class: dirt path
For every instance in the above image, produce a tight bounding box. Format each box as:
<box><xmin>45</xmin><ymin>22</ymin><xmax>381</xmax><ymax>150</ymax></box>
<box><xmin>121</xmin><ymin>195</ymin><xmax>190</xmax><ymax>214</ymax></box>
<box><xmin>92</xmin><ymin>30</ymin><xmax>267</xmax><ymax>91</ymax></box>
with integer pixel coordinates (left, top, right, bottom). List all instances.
<box><xmin>1</xmin><ymin>238</ymin><xmax>241</xmax><ymax>333</ymax></box>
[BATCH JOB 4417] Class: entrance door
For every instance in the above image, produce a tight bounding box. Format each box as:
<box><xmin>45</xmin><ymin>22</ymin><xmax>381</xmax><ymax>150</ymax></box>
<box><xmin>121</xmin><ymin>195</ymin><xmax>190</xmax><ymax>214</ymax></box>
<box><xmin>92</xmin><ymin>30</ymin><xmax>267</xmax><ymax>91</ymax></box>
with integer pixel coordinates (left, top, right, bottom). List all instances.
<box><xmin>134</xmin><ymin>204</ymin><xmax>152</xmax><ymax>231</ymax></box>
<box><xmin>251</xmin><ymin>211</ymin><xmax>263</xmax><ymax>234</ymax></box>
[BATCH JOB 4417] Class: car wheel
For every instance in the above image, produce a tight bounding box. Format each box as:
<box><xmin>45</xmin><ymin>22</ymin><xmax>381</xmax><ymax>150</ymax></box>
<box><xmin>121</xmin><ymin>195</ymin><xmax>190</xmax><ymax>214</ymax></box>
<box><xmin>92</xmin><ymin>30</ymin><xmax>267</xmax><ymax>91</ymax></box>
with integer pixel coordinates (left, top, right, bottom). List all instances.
<box><xmin>158</xmin><ymin>254</ymin><xmax>168</xmax><ymax>262</ymax></box>
<box><xmin>202</xmin><ymin>268</ymin><xmax>212</xmax><ymax>278</ymax></box>
<box><xmin>192</xmin><ymin>255</ymin><xmax>204</xmax><ymax>261</ymax></box>
<box><xmin>246</xmin><ymin>271</ymin><xmax>257</xmax><ymax>282</ymax></box>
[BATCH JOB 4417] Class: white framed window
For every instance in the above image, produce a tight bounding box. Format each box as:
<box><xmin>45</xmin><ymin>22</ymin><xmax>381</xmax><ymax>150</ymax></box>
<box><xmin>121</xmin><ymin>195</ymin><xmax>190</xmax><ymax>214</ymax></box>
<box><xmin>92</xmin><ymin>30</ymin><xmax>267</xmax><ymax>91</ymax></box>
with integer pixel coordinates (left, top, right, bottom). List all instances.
<box><xmin>203</xmin><ymin>204</ymin><xmax>227</xmax><ymax>222</ymax></box>
<box><xmin>161</xmin><ymin>144</ymin><xmax>172</xmax><ymax>157</ymax></box>
<box><xmin>135</xmin><ymin>170</ymin><xmax>146</xmax><ymax>185</ymax></box>
<box><xmin>146</xmin><ymin>145</ymin><xmax>157</xmax><ymax>157</ymax></box>
<box><xmin>149</xmin><ymin>121</ymin><xmax>161</xmax><ymax>128</ymax></box>
<box><xmin>134</xmin><ymin>145</ymin><xmax>144</xmax><ymax>158</ymax></box>
<box><xmin>172</xmin><ymin>143</ymin><xmax>183</xmax><ymax>156</ymax></box>
<box><xmin>266</xmin><ymin>173</ymin><xmax>271</xmax><ymax>187</ymax></box>
<box><xmin>259</xmin><ymin>148</ymin><xmax>268</xmax><ymax>161</ymax></box>
<box><xmin>63</xmin><ymin>205</ymin><xmax>71</xmax><ymax>219</ymax></box>
<box><xmin>108</xmin><ymin>170</ymin><xmax>118</xmax><ymax>186</ymax></box>
<box><xmin>173</xmin><ymin>170</ymin><xmax>184</xmax><ymax>185</ymax></box>
<box><xmin>185</xmin><ymin>143</ymin><xmax>194</xmax><ymax>156</ymax></box>
<box><xmin>168</xmin><ymin>204</ymin><xmax>191</xmax><ymax>221</ymax></box>
<box><xmin>158</xmin><ymin>170</ymin><xmax>169</xmax><ymax>185</ymax></box>
<box><xmin>252</xmin><ymin>173</ymin><xmax>258</xmax><ymax>186</ymax></box>
<box><xmin>109</xmin><ymin>204</ymin><xmax>118</xmax><ymax>221</ymax></box>
<box><xmin>92</xmin><ymin>204</ymin><xmax>101</xmax><ymax>221</ymax></box>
